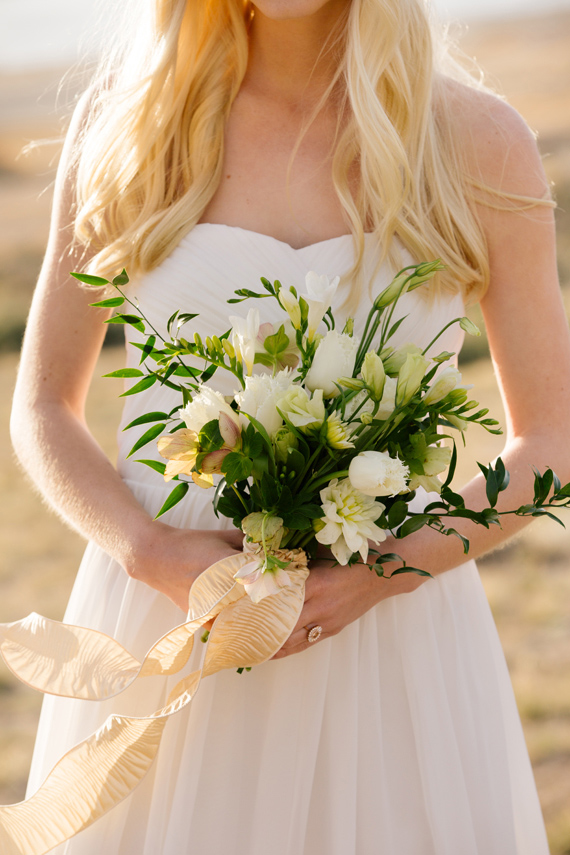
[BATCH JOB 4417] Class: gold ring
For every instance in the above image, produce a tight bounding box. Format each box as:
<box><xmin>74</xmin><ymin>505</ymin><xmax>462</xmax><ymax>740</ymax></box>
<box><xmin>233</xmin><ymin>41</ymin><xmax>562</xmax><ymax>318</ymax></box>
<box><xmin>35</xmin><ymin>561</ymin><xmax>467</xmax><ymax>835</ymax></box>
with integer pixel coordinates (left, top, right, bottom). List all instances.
<box><xmin>306</xmin><ymin>625</ymin><xmax>323</xmax><ymax>643</ymax></box>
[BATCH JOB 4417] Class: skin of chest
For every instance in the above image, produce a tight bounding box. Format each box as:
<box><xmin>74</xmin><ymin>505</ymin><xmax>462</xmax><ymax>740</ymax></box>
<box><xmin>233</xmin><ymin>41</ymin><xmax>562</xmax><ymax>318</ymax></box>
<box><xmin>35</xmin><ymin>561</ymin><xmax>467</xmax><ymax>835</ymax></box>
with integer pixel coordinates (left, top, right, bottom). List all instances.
<box><xmin>199</xmin><ymin>87</ymin><xmax>356</xmax><ymax>248</ymax></box>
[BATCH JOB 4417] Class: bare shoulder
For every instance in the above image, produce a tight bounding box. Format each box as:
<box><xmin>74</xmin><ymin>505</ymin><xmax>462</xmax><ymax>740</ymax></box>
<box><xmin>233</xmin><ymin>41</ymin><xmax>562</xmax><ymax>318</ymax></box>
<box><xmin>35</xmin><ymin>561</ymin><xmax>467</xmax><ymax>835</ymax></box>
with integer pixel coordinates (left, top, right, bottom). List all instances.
<box><xmin>434</xmin><ymin>75</ymin><xmax>550</xmax><ymax>200</ymax></box>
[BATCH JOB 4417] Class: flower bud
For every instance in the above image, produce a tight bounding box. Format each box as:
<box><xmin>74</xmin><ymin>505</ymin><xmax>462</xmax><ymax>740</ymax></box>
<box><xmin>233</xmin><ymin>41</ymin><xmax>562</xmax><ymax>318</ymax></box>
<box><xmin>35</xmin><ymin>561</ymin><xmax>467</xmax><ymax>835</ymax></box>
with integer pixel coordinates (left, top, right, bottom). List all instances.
<box><xmin>396</xmin><ymin>352</ymin><xmax>429</xmax><ymax>407</ymax></box>
<box><xmin>348</xmin><ymin>450</ymin><xmax>409</xmax><ymax>497</ymax></box>
<box><xmin>361</xmin><ymin>352</ymin><xmax>386</xmax><ymax>401</ymax></box>
<box><xmin>279</xmin><ymin>289</ymin><xmax>302</xmax><ymax>329</ymax></box>
<box><xmin>406</xmin><ymin>259</ymin><xmax>446</xmax><ymax>291</ymax></box>
<box><xmin>360</xmin><ymin>411</ymin><xmax>374</xmax><ymax>425</ymax></box>
<box><xmin>459</xmin><ymin>317</ymin><xmax>481</xmax><ymax>337</ymax></box>
<box><xmin>219</xmin><ymin>411</ymin><xmax>241</xmax><ymax>450</ymax></box>
<box><xmin>373</xmin><ymin>270</ymin><xmax>410</xmax><ymax>309</ymax></box>
<box><xmin>273</xmin><ymin>428</ymin><xmax>299</xmax><ymax>463</ymax></box>
<box><xmin>383</xmin><ymin>344</ymin><xmax>423</xmax><ymax>376</ymax></box>
<box><xmin>423</xmin><ymin>366</ymin><xmax>462</xmax><ymax>405</ymax></box>
<box><xmin>222</xmin><ymin>339</ymin><xmax>235</xmax><ymax>359</ymax></box>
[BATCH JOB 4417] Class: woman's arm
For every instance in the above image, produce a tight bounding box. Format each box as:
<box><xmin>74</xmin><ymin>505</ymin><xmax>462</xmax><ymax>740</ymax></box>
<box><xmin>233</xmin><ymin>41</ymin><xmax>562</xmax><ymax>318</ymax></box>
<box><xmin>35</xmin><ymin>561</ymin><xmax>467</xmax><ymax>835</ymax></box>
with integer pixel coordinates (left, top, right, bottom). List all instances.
<box><xmin>10</xmin><ymin>97</ymin><xmax>241</xmax><ymax>614</ymax></box>
<box><xmin>276</xmin><ymin>86</ymin><xmax>570</xmax><ymax>658</ymax></box>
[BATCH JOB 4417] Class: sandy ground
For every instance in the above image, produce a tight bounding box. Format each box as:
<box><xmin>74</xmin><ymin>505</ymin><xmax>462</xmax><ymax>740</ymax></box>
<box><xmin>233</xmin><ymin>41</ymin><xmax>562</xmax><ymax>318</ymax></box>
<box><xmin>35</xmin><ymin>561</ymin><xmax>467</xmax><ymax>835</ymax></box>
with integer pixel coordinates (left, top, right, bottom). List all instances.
<box><xmin>0</xmin><ymin>11</ymin><xmax>569</xmax><ymax>853</ymax></box>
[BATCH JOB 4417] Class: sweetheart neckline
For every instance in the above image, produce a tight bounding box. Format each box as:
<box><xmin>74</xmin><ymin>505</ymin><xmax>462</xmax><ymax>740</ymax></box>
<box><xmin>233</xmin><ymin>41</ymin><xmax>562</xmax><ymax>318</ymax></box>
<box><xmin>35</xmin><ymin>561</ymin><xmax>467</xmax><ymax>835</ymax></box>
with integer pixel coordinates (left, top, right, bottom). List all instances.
<box><xmin>187</xmin><ymin>222</ymin><xmax>366</xmax><ymax>253</ymax></box>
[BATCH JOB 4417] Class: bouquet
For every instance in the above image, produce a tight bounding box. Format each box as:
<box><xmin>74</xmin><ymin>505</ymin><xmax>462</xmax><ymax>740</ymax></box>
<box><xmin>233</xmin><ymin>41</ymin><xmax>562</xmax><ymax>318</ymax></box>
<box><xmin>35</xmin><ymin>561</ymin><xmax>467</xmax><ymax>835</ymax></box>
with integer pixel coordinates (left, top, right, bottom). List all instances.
<box><xmin>2</xmin><ymin>261</ymin><xmax>570</xmax><ymax>855</ymax></box>
<box><xmin>74</xmin><ymin>260</ymin><xmax>570</xmax><ymax>602</ymax></box>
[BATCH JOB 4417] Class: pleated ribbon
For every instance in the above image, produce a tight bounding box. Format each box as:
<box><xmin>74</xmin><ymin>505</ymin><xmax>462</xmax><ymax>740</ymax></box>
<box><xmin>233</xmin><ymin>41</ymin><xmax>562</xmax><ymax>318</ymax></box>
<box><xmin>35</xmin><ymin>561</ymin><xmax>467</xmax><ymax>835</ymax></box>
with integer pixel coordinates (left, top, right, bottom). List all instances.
<box><xmin>0</xmin><ymin>548</ymin><xmax>309</xmax><ymax>855</ymax></box>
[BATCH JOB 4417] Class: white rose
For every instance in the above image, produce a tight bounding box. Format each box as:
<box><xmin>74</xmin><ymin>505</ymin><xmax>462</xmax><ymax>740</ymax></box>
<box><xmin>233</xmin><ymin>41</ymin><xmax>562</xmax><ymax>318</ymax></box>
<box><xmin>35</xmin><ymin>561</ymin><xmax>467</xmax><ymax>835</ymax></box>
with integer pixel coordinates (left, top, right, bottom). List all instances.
<box><xmin>305</xmin><ymin>330</ymin><xmax>360</xmax><ymax>397</ymax></box>
<box><xmin>348</xmin><ymin>450</ymin><xmax>409</xmax><ymax>497</ymax></box>
<box><xmin>234</xmin><ymin>370</ymin><xmax>295</xmax><ymax>436</ymax></box>
<box><xmin>180</xmin><ymin>386</ymin><xmax>239</xmax><ymax>435</ymax></box>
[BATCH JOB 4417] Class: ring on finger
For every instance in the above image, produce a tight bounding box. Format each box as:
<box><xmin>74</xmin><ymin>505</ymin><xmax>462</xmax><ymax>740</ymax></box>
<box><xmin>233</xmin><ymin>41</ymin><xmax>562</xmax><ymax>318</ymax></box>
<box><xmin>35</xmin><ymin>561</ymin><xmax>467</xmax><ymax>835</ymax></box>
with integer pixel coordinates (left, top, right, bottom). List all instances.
<box><xmin>306</xmin><ymin>624</ymin><xmax>323</xmax><ymax>643</ymax></box>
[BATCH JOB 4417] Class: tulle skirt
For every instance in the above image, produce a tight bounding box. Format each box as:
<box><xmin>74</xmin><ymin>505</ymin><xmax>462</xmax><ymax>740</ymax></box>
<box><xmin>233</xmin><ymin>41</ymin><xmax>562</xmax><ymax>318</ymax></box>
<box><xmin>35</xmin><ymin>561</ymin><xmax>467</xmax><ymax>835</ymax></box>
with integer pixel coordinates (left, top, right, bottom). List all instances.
<box><xmin>25</xmin><ymin>479</ymin><xmax>549</xmax><ymax>855</ymax></box>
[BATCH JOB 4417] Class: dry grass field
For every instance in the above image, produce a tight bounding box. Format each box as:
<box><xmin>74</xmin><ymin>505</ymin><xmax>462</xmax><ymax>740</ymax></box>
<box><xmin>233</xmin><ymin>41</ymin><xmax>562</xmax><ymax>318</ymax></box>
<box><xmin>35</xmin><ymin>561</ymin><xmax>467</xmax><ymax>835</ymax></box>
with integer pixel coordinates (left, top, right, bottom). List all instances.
<box><xmin>0</xmin><ymin>10</ymin><xmax>569</xmax><ymax>852</ymax></box>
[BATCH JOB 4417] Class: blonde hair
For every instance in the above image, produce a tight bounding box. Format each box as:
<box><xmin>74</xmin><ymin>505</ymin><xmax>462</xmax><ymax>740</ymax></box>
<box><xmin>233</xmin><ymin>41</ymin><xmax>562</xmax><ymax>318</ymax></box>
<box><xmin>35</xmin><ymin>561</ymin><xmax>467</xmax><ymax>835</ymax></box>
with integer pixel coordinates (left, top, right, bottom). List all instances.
<box><xmin>72</xmin><ymin>0</ymin><xmax>549</xmax><ymax>304</ymax></box>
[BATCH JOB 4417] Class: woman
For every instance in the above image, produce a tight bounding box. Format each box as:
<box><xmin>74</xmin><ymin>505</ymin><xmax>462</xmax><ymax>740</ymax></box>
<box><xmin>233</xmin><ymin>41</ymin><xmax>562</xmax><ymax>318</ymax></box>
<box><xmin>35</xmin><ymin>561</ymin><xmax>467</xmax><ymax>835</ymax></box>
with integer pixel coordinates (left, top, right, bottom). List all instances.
<box><xmin>7</xmin><ymin>0</ymin><xmax>570</xmax><ymax>852</ymax></box>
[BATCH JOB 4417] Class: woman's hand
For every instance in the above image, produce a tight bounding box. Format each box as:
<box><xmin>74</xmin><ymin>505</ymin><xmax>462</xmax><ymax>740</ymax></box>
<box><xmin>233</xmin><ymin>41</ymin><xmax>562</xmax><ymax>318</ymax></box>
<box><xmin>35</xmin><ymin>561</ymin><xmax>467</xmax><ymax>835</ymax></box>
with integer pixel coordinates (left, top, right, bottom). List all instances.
<box><xmin>124</xmin><ymin>523</ymin><xmax>244</xmax><ymax>613</ymax></box>
<box><xmin>272</xmin><ymin>556</ymin><xmax>427</xmax><ymax>660</ymax></box>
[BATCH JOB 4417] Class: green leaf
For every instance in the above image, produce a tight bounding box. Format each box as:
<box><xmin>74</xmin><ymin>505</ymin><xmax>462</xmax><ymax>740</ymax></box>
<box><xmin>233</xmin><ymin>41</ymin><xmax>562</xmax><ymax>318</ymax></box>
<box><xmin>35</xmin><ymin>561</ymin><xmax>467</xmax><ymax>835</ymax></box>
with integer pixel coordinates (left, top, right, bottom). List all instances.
<box><xmin>485</xmin><ymin>467</ymin><xmax>499</xmax><ymax>507</ymax></box>
<box><xmin>263</xmin><ymin>324</ymin><xmax>290</xmax><ymax>357</ymax></box>
<box><xmin>139</xmin><ymin>335</ymin><xmax>157</xmax><ymax>365</ymax></box>
<box><xmin>443</xmin><ymin>441</ymin><xmax>457</xmax><ymax>489</ymax></box>
<box><xmin>126</xmin><ymin>423</ymin><xmax>166</xmax><ymax>458</ymax></box>
<box><xmin>103</xmin><ymin>368</ymin><xmax>144</xmax><ymax>379</ymax></box>
<box><xmin>397</xmin><ymin>514</ymin><xmax>431</xmax><ymax>538</ymax></box>
<box><xmin>154</xmin><ymin>482</ymin><xmax>190</xmax><ymax>519</ymax></box>
<box><xmin>106</xmin><ymin>314</ymin><xmax>145</xmax><ymax>334</ymax></box>
<box><xmin>387</xmin><ymin>501</ymin><xmax>409</xmax><ymax>529</ymax></box>
<box><xmin>199</xmin><ymin>419</ymin><xmax>224</xmax><ymax>453</ymax></box>
<box><xmin>136</xmin><ymin>459</ymin><xmax>166</xmax><ymax>476</ymax></box>
<box><xmin>119</xmin><ymin>374</ymin><xmax>157</xmax><ymax>397</ymax></box>
<box><xmin>90</xmin><ymin>296</ymin><xmax>125</xmax><ymax>308</ymax></box>
<box><xmin>443</xmin><ymin>527</ymin><xmax>470</xmax><ymax>554</ymax></box>
<box><xmin>112</xmin><ymin>269</ymin><xmax>130</xmax><ymax>287</ymax></box>
<box><xmin>123</xmin><ymin>411</ymin><xmax>169</xmax><ymax>430</ymax></box>
<box><xmin>212</xmin><ymin>477</ymin><xmax>228</xmax><ymax>518</ymax></box>
<box><xmin>70</xmin><ymin>272</ymin><xmax>109</xmax><ymax>287</ymax></box>
<box><xmin>166</xmin><ymin>311</ymin><xmax>179</xmax><ymax>336</ymax></box>
<box><xmin>389</xmin><ymin>566</ymin><xmax>432</xmax><ymax>578</ymax></box>
<box><xmin>221</xmin><ymin>453</ymin><xmax>252</xmax><ymax>485</ymax></box>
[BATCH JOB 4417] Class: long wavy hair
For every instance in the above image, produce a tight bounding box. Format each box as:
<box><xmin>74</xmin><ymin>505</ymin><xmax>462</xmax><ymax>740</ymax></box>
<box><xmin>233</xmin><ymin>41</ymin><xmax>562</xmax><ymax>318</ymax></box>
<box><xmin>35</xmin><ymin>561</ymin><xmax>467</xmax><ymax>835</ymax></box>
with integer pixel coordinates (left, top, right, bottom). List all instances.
<box><xmin>72</xmin><ymin>0</ymin><xmax>549</xmax><ymax>303</ymax></box>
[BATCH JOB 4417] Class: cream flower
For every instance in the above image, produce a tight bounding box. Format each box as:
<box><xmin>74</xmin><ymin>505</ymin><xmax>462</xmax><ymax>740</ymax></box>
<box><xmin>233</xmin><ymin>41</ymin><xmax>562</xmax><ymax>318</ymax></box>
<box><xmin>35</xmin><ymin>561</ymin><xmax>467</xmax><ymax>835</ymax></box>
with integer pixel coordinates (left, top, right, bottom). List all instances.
<box><xmin>277</xmin><ymin>386</ymin><xmax>326</xmax><ymax>431</ymax></box>
<box><xmin>179</xmin><ymin>386</ymin><xmax>240</xmax><ymax>436</ymax></box>
<box><xmin>156</xmin><ymin>429</ymin><xmax>214</xmax><ymax>488</ymax></box>
<box><xmin>348</xmin><ymin>450</ymin><xmax>409</xmax><ymax>497</ymax></box>
<box><xmin>235</xmin><ymin>369</ymin><xmax>295</xmax><ymax>436</ymax></box>
<box><xmin>409</xmin><ymin>444</ymin><xmax>453</xmax><ymax>494</ymax></box>
<box><xmin>233</xmin><ymin>556</ymin><xmax>292</xmax><ymax>604</ymax></box>
<box><xmin>303</xmin><ymin>271</ymin><xmax>340</xmax><ymax>340</ymax></box>
<box><xmin>325</xmin><ymin>414</ymin><xmax>355</xmax><ymax>450</ymax></box>
<box><xmin>315</xmin><ymin>478</ymin><xmax>386</xmax><ymax>565</ymax></box>
<box><xmin>305</xmin><ymin>330</ymin><xmax>360</xmax><ymax>397</ymax></box>
<box><xmin>423</xmin><ymin>366</ymin><xmax>472</xmax><ymax>406</ymax></box>
<box><xmin>229</xmin><ymin>308</ymin><xmax>260</xmax><ymax>374</ymax></box>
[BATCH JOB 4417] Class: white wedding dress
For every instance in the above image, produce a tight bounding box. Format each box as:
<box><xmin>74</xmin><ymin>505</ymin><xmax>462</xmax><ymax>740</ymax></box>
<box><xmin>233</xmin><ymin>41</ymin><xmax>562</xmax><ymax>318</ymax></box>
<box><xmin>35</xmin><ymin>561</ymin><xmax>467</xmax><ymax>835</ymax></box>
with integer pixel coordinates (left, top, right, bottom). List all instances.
<box><xmin>25</xmin><ymin>224</ymin><xmax>550</xmax><ymax>854</ymax></box>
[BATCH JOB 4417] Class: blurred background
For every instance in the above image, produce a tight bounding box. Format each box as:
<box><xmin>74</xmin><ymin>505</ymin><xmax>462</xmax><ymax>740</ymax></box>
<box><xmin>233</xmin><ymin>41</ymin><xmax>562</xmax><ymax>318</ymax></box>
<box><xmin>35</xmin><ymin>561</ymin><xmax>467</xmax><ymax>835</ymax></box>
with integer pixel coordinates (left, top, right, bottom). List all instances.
<box><xmin>0</xmin><ymin>0</ymin><xmax>569</xmax><ymax>850</ymax></box>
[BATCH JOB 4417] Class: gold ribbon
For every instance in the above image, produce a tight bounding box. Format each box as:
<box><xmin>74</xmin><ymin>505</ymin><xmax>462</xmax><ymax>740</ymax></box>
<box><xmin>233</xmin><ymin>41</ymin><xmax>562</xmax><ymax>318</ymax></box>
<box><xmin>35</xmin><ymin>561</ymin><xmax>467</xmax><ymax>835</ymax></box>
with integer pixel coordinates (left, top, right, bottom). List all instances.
<box><xmin>0</xmin><ymin>548</ymin><xmax>309</xmax><ymax>855</ymax></box>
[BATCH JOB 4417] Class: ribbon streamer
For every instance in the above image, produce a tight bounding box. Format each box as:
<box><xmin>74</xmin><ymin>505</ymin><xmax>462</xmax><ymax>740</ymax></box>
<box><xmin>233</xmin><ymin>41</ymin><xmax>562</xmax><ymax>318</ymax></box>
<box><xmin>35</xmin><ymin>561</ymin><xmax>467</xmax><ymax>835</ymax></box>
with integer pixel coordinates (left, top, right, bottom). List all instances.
<box><xmin>0</xmin><ymin>549</ymin><xmax>308</xmax><ymax>855</ymax></box>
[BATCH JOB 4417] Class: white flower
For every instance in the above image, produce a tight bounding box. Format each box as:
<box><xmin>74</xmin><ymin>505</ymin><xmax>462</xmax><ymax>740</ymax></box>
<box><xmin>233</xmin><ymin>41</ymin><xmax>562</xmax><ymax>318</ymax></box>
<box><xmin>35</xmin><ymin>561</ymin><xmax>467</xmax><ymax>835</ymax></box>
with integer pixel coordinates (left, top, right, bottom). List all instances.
<box><xmin>235</xmin><ymin>370</ymin><xmax>295</xmax><ymax>436</ymax></box>
<box><xmin>303</xmin><ymin>271</ymin><xmax>340</xmax><ymax>340</ymax></box>
<box><xmin>305</xmin><ymin>331</ymin><xmax>360</xmax><ymax>397</ymax></box>
<box><xmin>348</xmin><ymin>450</ymin><xmax>409</xmax><ymax>497</ymax></box>
<box><xmin>315</xmin><ymin>478</ymin><xmax>386</xmax><ymax>565</ymax></box>
<box><xmin>423</xmin><ymin>366</ymin><xmax>472</xmax><ymax>406</ymax></box>
<box><xmin>233</xmin><ymin>556</ymin><xmax>292</xmax><ymax>604</ymax></box>
<box><xmin>180</xmin><ymin>386</ymin><xmax>239</xmax><ymax>435</ymax></box>
<box><xmin>277</xmin><ymin>386</ymin><xmax>325</xmax><ymax>430</ymax></box>
<box><xmin>229</xmin><ymin>308</ymin><xmax>260</xmax><ymax>375</ymax></box>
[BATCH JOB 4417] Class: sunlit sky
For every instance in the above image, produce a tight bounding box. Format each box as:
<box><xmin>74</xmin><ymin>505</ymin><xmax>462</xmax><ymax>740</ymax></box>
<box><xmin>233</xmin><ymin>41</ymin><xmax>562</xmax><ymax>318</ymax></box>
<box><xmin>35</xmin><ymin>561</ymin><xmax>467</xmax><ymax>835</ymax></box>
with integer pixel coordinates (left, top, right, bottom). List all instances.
<box><xmin>1</xmin><ymin>0</ymin><xmax>570</xmax><ymax>72</ymax></box>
